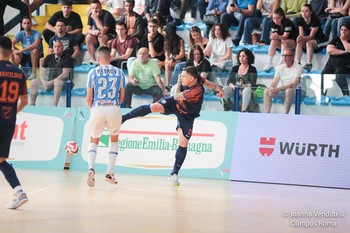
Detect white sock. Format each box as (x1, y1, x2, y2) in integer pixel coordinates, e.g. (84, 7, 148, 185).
(88, 143, 98, 170)
(107, 142, 119, 175)
(13, 185, 23, 193)
(268, 56, 273, 64)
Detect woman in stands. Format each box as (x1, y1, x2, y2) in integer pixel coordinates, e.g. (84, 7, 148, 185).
(263, 7, 298, 71)
(223, 48, 257, 112)
(323, 0, 349, 40)
(295, 4, 328, 72)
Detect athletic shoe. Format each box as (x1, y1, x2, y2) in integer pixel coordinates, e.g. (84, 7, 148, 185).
(303, 63, 312, 72)
(6, 190, 28, 209)
(87, 168, 95, 187)
(169, 174, 180, 186)
(27, 73, 36, 80)
(263, 62, 273, 72)
(105, 173, 118, 184)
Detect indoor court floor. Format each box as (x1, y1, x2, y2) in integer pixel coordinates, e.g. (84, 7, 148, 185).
(0, 169, 349, 233)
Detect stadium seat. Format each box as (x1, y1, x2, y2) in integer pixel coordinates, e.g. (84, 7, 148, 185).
(330, 96, 350, 106)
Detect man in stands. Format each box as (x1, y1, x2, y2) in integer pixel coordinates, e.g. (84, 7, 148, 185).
(118, 0, 144, 41)
(30, 40, 74, 106)
(263, 48, 306, 114)
(85, 0, 116, 65)
(43, 0, 84, 46)
(11, 16, 43, 80)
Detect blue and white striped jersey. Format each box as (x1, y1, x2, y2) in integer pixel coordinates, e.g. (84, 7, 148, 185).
(87, 65, 125, 106)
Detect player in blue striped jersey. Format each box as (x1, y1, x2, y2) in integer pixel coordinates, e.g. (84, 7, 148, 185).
(86, 46, 125, 187)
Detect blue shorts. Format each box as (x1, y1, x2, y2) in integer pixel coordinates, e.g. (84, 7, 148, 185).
(0, 119, 16, 158)
(158, 97, 195, 140)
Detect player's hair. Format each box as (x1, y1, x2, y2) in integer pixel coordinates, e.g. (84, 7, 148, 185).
(183, 66, 199, 80)
(0, 36, 12, 56)
(97, 45, 110, 58)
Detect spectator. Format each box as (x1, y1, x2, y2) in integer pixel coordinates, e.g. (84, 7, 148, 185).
(11, 16, 43, 80)
(110, 22, 137, 68)
(204, 22, 233, 74)
(118, 0, 144, 41)
(134, 0, 146, 16)
(104, 0, 125, 20)
(48, 19, 80, 61)
(324, 0, 349, 40)
(144, 0, 171, 24)
(295, 4, 328, 72)
(263, 48, 306, 114)
(161, 23, 185, 87)
(124, 47, 169, 108)
(203, 0, 228, 37)
(309, 0, 328, 26)
(281, 0, 308, 25)
(43, 0, 84, 46)
(22, 0, 43, 26)
(0, 0, 29, 36)
(85, 0, 116, 65)
(30, 40, 74, 106)
(223, 48, 257, 111)
(188, 25, 209, 54)
(198, 0, 210, 20)
(322, 22, 350, 96)
(263, 7, 297, 71)
(242, 0, 280, 45)
(221, 0, 256, 46)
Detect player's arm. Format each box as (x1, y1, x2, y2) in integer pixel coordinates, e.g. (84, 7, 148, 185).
(119, 87, 125, 105)
(86, 87, 93, 108)
(173, 77, 185, 100)
(17, 94, 28, 112)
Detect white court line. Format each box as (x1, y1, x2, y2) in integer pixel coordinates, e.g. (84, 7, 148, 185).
(28, 185, 55, 195)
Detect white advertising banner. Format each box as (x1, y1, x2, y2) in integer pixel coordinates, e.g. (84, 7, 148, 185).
(230, 113, 350, 189)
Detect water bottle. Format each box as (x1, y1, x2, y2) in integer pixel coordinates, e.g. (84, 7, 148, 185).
(233, 85, 240, 112)
(66, 78, 72, 108)
(295, 86, 301, 115)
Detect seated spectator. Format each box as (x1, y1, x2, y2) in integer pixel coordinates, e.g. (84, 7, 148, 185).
(203, 0, 228, 37)
(223, 48, 257, 111)
(264, 48, 306, 114)
(152, 12, 165, 34)
(324, 0, 349, 40)
(242, 0, 280, 45)
(11, 16, 43, 80)
(309, 0, 328, 26)
(322, 22, 350, 96)
(104, 0, 125, 20)
(118, 0, 144, 41)
(134, 0, 146, 16)
(221, 0, 256, 46)
(23, 0, 43, 26)
(30, 41, 74, 106)
(204, 22, 233, 74)
(281, 0, 308, 25)
(48, 19, 80, 61)
(295, 4, 328, 72)
(160, 23, 185, 87)
(85, 0, 116, 65)
(43, 0, 84, 46)
(144, 0, 171, 24)
(170, 45, 212, 88)
(110, 22, 137, 68)
(188, 25, 209, 54)
(263, 7, 297, 71)
(124, 47, 169, 108)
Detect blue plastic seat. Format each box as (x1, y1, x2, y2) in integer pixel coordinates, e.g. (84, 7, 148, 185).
(252, 45, 269, 54)
(257, 70, 275, 78)
(74, 64, 95, 73)
(330, 96, 350, 106)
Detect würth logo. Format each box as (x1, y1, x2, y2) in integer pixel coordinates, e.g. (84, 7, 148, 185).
(259, 137, 276, 156)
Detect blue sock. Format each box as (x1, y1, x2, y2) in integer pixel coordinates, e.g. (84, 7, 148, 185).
(0, 161, 21, 189)
(171, 146, 187, 175)
(122, 104, 151, 123)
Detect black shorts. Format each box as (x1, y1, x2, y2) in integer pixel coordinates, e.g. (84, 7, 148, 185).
(158, 97, 195, 140)
(0, 120, 16, 158)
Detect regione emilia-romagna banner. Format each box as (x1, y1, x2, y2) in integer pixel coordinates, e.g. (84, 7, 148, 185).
(69, 108, 237, 180)
(230, 113, 350, 189)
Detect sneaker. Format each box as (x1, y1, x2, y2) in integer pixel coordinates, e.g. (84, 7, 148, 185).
(27, 73, 36, 80)
(87, 168, 95, 187)
(169, 174, 180, 186)
(263, 62, 273, 72)
(105, 173, 118, 184)
(31, 17, 38, 26)
(232, 39, 240, 47)
(303, 63, 312, 72)
(6, 190, 28, 209)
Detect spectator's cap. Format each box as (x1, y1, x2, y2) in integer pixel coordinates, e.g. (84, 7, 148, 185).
(341, 22, 350, 30)
(61, 0, 73, 6)
(124, 0, 135, 2)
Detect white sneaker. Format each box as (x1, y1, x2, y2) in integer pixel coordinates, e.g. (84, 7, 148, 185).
(263, 62, 273, 72)
(87, 169, 95, 187)
(105, 173, 118, 184)
(31, 17, 38, 26)
(6, 190, 28, 209)
(169, 174, 180, 186)
(27, 73, 36, 80)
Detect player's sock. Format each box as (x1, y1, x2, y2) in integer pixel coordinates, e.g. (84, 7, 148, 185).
(88, 143, 98, 170)
(171, 146, 187, 175)
(107, 142, 118, 175)
(0, 161, 21, 189)
(122, 104, 151, 123)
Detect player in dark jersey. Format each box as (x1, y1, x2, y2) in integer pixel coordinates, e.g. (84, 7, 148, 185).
(122, 66, 224, 186)
(0, 36, 28, 209)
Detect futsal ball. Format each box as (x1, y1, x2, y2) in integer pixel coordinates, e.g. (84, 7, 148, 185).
(65, 141, 79, 156)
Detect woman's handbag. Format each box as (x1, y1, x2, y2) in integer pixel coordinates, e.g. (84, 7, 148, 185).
(203, 14, 219, 25)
